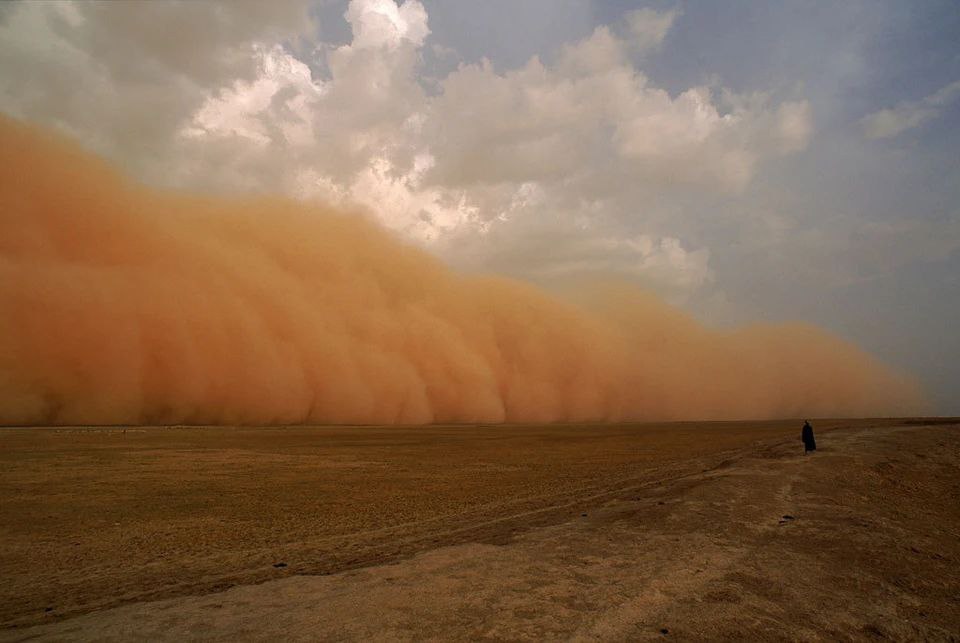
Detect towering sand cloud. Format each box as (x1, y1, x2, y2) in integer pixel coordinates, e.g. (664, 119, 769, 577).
(0, 117, 925, 425)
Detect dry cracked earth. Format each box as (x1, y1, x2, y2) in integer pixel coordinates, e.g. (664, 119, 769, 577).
(1, 419, 958, 641)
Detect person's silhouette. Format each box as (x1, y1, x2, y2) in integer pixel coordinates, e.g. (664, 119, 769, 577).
(801, 420, 816, 454)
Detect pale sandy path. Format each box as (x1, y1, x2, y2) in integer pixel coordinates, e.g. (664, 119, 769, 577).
(6, 423, 958, 641)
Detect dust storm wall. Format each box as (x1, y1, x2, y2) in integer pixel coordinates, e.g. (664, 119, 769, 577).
(0, 116, 926, 425)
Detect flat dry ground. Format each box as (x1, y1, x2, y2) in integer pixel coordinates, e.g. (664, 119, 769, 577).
(1, 419, 958, 640)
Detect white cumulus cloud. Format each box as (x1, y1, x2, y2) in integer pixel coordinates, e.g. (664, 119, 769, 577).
(0, 0, 813, 302)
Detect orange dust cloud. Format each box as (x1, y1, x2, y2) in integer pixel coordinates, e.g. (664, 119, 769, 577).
(0, 116, 926, 425)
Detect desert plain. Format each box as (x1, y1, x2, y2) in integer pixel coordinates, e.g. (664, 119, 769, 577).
(1, 418, 958, 641)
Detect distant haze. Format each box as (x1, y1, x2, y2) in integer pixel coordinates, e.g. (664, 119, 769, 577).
(0, 117, 925, 425)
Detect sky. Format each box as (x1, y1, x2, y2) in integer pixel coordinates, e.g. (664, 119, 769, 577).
(1, 0, 958, 413)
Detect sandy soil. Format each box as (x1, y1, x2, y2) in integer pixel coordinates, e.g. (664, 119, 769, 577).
(1, 420, 958, 640)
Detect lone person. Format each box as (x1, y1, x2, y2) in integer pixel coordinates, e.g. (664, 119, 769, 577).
(801, 420, 816, 454)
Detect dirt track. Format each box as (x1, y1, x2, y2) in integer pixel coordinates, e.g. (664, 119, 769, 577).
(2, 420, 958, 640)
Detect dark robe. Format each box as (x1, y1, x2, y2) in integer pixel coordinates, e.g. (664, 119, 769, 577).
(802, 422, 816, 452)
